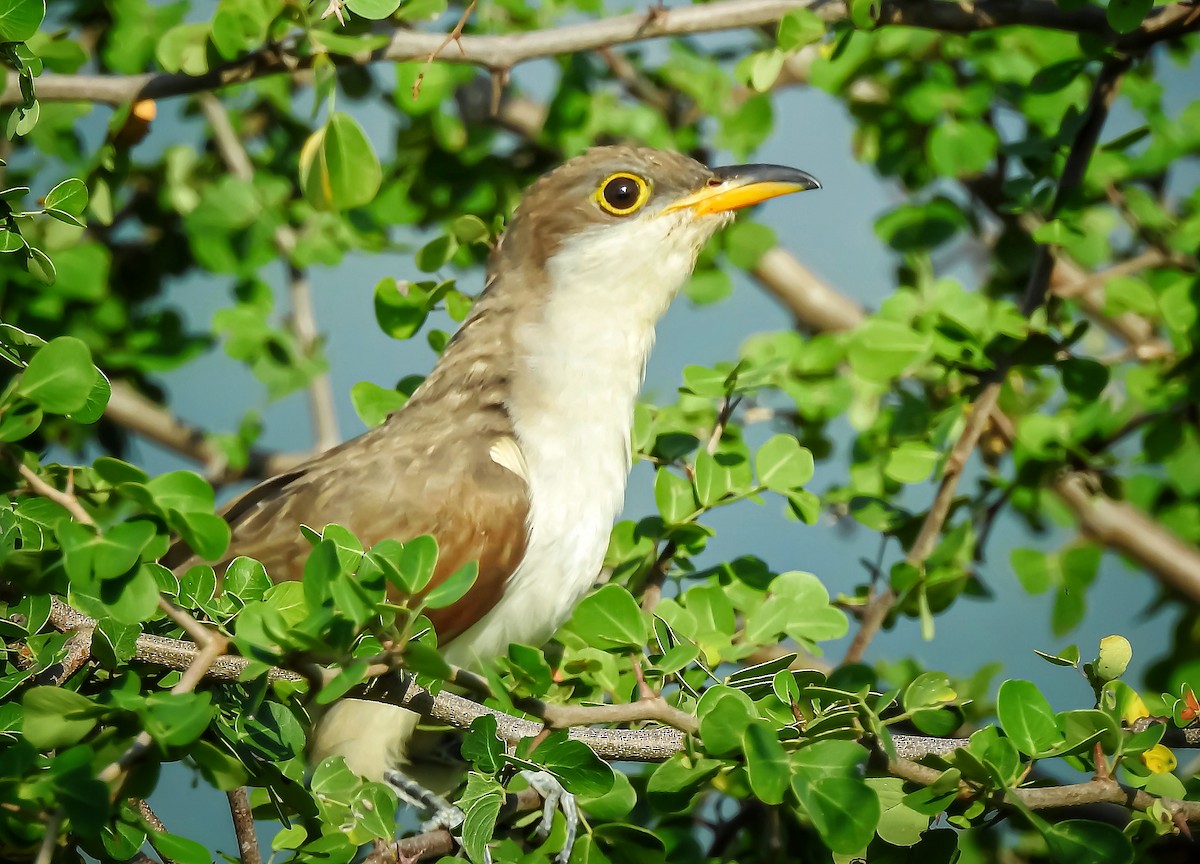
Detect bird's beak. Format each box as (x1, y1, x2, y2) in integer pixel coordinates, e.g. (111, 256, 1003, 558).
(664, 164, 821, 217)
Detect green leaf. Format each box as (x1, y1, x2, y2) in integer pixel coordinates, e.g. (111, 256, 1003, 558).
(451, 214, 490, 244)
(422, 561, 478, 609)
(150, 832, 212, 864)
(415, 233, 458, 272)
(1094, 634, 1132, 682)
(141, 691, 215, 746)
(143, 471, 215, 514)
(875, 198, 966, 252)
(0, 228, 25, 252)
(26, 245, 56, 284)
(351, 381, 406, 428)
(694, 449, 732, 506)
(69, 369, 111, 424)
(927, 119, 998, 177)
(374, 277, 430, 340)
(58, 520, 156, 582)
(1011, 549, 1052, 594)
(1043, 820, 1133, 864)
(22, 687, 99, 748)
(1060, 358, 1109, 400)
(346, 0, 403, 19)
(0, 0, 45, 42)
(755, 434, 814, 492)
(724, 220, 777, 269)
(680, 365, 729, 398)
(698, 685, 755, 756)
(578, 770, 637, 820)
(43, 177, 88, 215)
(17, 336, 95, 414)
(654, 468, 697, 523)
(777, 7, 825, 50)
(903, 671, 957, 712)
(848, 320, 932, 382)
(793, 776, 881, 854)
(884, 443, 939, 484)
(531, 734, 615, 797)
(0, 400, 42, 441)
(683, 269, 733, 305)
(155, 23, 210, 76)
(1105, 0, 1151, 33)
(742, 721, 789, 804)
(396, 534, 438, 594)
(568, 584, 649, 651)
(299, 113, 382, 211)
(996, 679, 1063, 756)
(459, 774, 504, 864)
(647, 753, 723, 811)
(462, 714, 504, 773)
(747, 571, 847, 644)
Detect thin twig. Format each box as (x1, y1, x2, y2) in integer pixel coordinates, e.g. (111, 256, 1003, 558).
(33, 809, 62, 864)
(286, 262, 340, 451)
(17, 463, 95, 525)
(227, 788, 262, 864)
(411, 0, 477, 100)
(104, 381, 310, 486)
(4, 0, 1197, 106)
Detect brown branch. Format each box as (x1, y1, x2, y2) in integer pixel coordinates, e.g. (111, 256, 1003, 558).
(34, 629, 93, 685)
(286, 262, 340, 452)
(365, 788, 544, 864)
(751, 247, 866, 333)
(4, 0, 1197, 106)
(33, 809, 62, 864)
(128, 799, 178, 864)
(1052, 473, 1200, 604)
(105, 381, 309, 484)
(227, 788, 262, 864)
(535, 695, 699, 736)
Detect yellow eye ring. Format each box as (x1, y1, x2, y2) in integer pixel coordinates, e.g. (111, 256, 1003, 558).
(595, 173, 650, 216)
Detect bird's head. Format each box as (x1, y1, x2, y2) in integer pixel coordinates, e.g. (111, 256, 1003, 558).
(494, 146, 819, 318)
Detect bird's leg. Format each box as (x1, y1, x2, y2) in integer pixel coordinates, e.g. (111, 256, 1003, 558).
(382, 769, 464, 833)
(517, 770, 578, 864)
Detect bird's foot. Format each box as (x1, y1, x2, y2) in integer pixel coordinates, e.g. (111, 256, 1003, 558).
(519, 770, 578, 864)
(382, 769, 465, 833)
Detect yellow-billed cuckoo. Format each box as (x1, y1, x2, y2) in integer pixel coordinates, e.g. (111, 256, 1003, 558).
(170, 146, 818, 856)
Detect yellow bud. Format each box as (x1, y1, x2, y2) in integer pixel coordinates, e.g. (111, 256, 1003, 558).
(1140, 744, 1177, 775)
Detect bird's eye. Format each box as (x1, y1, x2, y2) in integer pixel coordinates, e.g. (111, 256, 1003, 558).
(596, 173, 650, 216)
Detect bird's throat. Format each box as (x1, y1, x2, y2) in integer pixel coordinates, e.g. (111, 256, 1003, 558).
(440, 223, 701, 667)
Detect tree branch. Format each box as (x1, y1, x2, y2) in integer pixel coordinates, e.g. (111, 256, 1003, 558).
(4, 0, 1197, 106)
(226, 788, 262, 864)
(105, 380, 309, 484)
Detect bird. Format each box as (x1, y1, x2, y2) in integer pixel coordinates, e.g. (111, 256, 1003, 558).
(168, 145, 819, 859)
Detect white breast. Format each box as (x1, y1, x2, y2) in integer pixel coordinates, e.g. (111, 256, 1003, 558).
(442, 213, 711, 669)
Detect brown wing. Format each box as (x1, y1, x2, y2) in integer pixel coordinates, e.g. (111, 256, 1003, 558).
(165, 399, 531, 645)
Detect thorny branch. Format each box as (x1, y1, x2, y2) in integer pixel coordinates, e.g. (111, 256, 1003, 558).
(2, 0, 1198, 106)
